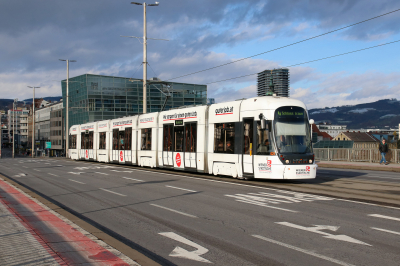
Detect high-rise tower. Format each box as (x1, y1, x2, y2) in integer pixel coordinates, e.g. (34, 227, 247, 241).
(257, 68, 289, 97)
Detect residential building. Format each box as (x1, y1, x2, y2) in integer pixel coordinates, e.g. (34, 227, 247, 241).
(317, 124, 347, 138)
(312, 124, 333, 143)
(61, 74, 207, 127)
(49, 102, 64, 157)
(257, 68, 289, 97)
(8, 108, 29, 148)
(332, 131, 397, 149)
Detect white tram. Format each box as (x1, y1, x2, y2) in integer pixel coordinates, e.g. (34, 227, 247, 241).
(68, 96, 317, 179)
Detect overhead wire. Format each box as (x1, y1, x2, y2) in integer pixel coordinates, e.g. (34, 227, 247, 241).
(166, 8, 400, 82)
(205, 39, 400, 85)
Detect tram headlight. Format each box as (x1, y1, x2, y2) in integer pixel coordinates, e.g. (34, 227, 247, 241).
(285, 160, 289, 164)
(309, 159, 313, 164)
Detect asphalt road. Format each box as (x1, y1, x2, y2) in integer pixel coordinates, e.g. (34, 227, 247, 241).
(1, 157, 400, 266)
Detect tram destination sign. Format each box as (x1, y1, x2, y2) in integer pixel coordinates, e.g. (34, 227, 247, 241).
(277, 110, 304, 116)
(175, 120, 184, 126)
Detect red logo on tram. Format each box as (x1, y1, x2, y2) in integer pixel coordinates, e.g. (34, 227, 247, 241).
(120, 151, 124, 161)
(267, 160, 272, 168)
(176, 153, 181, 167)
(85, 150, 88, 159)
(306, 166, 310, 171)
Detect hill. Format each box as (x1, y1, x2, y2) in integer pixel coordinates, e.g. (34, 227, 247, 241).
(309, 99, 400, 129)
(0, 96, 62, 111)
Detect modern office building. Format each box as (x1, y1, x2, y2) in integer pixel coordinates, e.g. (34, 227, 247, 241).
(61, 74, 207, 127)
(257, 68, 290, 97)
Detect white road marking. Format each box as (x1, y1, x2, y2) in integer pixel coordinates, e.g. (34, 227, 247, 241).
(110, 169, 133, 173)
(276, 222, 371, 246)
(13, 173, 26, 178)
(233, 199, 297, 213)
(48, 173, 59, 177)
(68, 172, 85, 175)
(99, 188, 126, 197)
(159, 232, 211, 263)
(33, 169, 41, 172)
(122, 177, 143, 182)
(69, 179, 86, 184)
(165, 185, 197, 193)
(22, 166, 28, 168)
(368, 214, 400, 222)
(150, 204, 197, 218)
(371, 227, 400, 236)
(253, 235, 355, 266)
(94, 172, 109, 175)
(338, 199, 400, 211)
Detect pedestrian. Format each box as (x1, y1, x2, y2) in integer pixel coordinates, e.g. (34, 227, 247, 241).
(379, 139, 389, 165)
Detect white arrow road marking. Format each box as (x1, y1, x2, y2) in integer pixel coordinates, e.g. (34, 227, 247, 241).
(368, 214, 400, 222)
(68, 172, 85, 175)
(253, 235, 355, 266)
(276, 222, 371, 246)
(13, 173, 26, 177)
(159, 232, 212, 263)
(371, 227, 400, 236)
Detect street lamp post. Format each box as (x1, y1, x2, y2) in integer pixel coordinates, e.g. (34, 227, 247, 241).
(28, 86, 40, 158)
(59, 59, 76, 158)
(131, 2, 159, 114)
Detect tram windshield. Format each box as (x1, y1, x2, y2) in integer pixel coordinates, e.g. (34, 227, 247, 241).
(274, 106, 312, 154)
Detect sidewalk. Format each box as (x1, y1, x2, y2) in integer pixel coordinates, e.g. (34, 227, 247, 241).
(317, 160, 400, 172)
(0, 177, 140, 266)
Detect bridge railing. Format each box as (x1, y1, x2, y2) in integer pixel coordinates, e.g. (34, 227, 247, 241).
(314, 148, 400, 164)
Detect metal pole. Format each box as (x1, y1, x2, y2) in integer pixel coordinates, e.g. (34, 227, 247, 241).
(143, 3, 147, 114)
(32, 88, 35, 157)
(66, 60, 69, 158)
(12, 101, 15, 158)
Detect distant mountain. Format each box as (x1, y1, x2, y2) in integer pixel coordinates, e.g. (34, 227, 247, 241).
(22, 96, 62, 104)
(308, 99, 400, 129)
(0, 96, 62, 111)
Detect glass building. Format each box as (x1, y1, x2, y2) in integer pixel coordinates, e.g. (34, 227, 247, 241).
(61, 74, 207, 127)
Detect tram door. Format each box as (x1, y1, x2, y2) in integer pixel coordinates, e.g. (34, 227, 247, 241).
(173, 125, 185, 169)
(243, 118, 254, 174)
(112, 129, 119, 162)
(163, 124, 174, 166)
(184, 123, 197, 168)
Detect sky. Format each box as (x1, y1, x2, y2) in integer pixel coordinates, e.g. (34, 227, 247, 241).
(1, 0, 400, 109)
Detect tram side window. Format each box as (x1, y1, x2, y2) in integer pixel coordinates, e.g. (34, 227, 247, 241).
(163, 124, 173, 151)
(214, 123, 235, 154)
(88, 131, 93, 149)
(113, 129, 118, 150)
(125, 128, 132, 150)
(141, 128, 152, 150)
(185, 123, 197, 152)
(256, 121, 274, 155)
(69, 135, 77, 149)
(118, 130, 125, 150)
(174, 126, 184, 152)
(99, 132, 106, 149)
(243, 119, 253, 155)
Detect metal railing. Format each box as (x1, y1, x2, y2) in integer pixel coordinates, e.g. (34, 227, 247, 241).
(314, 148, 400, 164)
